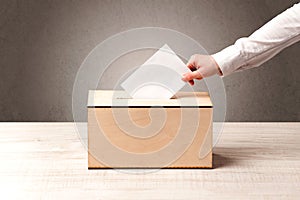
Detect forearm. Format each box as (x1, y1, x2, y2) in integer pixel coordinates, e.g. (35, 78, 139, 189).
(212, 3, 300, 76)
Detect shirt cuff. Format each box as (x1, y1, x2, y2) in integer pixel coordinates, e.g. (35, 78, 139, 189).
(211, 45, 245, 76)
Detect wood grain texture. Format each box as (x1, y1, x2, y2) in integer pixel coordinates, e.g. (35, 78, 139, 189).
(0, 123, 299, 199)
(88, 90, 212, 168)
(88, 107, 212, 168)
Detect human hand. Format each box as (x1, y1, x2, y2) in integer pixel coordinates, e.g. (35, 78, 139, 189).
(182, 54, 222, 85)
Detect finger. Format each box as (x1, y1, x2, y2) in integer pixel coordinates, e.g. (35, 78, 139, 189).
(182, 71, 202, 81)
(186, 55, 197, 71)
(187, 63, 197, 71)
(186, 55, 195, 66)
(183, 74, 195, 85)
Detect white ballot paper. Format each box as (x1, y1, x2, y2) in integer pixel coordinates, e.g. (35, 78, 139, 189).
(121, 44, 191, 99)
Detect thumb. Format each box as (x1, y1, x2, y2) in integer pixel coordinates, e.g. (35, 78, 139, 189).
(182, 71, 202, 82)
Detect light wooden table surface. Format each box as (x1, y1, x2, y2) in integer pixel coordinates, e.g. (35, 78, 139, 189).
(0, 123, 299, 199)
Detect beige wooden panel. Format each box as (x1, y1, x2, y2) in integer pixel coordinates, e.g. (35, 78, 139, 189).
(88, 107, 212, 168)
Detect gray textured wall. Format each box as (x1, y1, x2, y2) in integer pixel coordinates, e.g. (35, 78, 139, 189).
(0, 0, 299, 122)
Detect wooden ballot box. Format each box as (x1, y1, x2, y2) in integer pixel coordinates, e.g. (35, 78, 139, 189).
(88, 90, 213, 169)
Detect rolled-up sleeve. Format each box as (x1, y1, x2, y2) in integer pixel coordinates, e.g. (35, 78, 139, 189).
(212, 3, 300, 76)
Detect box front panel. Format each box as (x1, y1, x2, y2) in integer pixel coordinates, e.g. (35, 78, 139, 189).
(88, 107, 212, 168)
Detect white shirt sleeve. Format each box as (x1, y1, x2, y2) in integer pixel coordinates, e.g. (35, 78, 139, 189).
(212, 3, 300, 76)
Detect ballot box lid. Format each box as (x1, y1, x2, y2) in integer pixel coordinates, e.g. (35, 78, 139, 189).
(87, 90, 213, 108)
